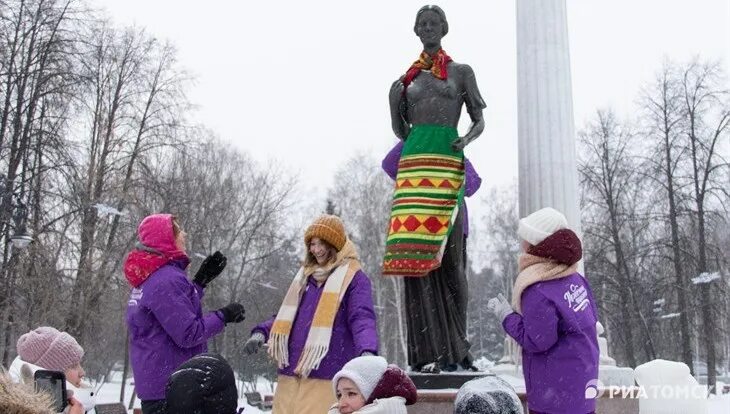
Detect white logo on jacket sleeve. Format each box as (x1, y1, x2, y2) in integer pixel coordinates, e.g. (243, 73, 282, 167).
(128, 288, 143, 306)
(564, 284, 590, 312)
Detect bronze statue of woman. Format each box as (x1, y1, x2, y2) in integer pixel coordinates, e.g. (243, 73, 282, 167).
(383, 5, 485, 373)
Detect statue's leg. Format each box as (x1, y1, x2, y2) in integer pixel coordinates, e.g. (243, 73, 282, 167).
(404, 208, 471, 372)
(404, 268, 438, 371)
(440, 208, 473, 370)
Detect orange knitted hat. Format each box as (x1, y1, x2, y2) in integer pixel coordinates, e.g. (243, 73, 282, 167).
(304, 215, 347, 251)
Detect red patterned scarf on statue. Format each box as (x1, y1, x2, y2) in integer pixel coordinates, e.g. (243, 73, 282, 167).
(402, 49, 453, 89)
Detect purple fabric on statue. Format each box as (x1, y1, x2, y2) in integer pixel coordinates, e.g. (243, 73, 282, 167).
(252, 270, 378, 380)
(126, 260, 225, 401)
(381, 141, 482, 237)
(503, 272, 599, 414)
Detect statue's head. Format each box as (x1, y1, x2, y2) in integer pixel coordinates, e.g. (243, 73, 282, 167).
(414, 5, 448, 46)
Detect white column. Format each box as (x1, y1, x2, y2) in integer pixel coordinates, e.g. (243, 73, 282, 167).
(516, 0, 581, 233)
(513, 3, 638, 386)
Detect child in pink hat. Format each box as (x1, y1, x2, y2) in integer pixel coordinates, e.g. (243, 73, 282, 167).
(9, 326, 94, 411)
(14, 326, 85, 387)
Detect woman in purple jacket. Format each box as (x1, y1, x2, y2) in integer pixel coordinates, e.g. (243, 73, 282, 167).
(124, 214, 246, 414)
(489, 207, 599, 414)
(243, 215, 378, 414)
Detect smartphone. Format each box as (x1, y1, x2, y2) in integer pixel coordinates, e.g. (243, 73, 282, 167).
(34, 370, 67, 412)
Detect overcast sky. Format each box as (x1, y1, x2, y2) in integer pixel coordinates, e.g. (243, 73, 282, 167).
(93, 0, 729, 201)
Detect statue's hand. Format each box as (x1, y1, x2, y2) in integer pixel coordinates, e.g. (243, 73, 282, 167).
(389, 80, 405, 105)
(452, 136, 468, 152)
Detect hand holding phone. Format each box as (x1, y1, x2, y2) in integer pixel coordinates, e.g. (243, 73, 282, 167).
(67, 396, 85, 414)
(34, 370, 67, 412)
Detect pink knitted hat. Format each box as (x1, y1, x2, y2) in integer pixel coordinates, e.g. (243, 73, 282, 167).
(16, 326, 84, 372)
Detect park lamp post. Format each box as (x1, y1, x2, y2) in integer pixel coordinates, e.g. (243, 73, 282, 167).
(10, 223, 33, 250)
(1, 176, 33, 250)
(8, 201, 33, 250)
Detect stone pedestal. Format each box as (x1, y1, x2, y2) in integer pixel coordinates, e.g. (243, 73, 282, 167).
(408, 371, 491, 390)
(594, 391, 640, 414)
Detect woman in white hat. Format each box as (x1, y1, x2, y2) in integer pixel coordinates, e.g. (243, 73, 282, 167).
(329, 356, 417, 414)
(488, 207, 599, 414)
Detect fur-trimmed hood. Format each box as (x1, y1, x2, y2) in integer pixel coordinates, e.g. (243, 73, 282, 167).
(0, 372, 55, 414)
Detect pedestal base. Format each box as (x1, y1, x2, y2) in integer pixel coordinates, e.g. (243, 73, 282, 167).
(408, 371, 492, 390)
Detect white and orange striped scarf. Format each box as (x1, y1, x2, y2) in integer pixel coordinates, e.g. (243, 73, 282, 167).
(268, 240, 361, 377)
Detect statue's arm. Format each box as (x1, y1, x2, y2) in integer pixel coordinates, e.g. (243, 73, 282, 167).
(389, 79, 411, 140)
(452, 64, 486, 151)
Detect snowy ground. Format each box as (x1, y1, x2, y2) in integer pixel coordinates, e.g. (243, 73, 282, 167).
(708, 394, 730, 414)
(708, 394, 730, 413)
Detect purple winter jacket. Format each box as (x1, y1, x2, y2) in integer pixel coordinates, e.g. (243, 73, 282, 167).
(253, 270, 378, 380)
(126, 259, 225, 401)
(381, 141, 482, 237)
(503, 272, 599, 414)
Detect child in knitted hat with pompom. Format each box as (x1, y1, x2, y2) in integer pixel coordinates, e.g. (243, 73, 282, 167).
(488, 207, 599, 414)
(329, 355, 417, 414)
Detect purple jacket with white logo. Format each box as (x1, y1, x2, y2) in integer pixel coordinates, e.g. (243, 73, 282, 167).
(503, 272, 599, 414)
(126, 260, 225, 401)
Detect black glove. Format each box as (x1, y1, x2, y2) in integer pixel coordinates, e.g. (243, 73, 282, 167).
(194, 251, 227, 288)
(219, 302, 245, 324)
